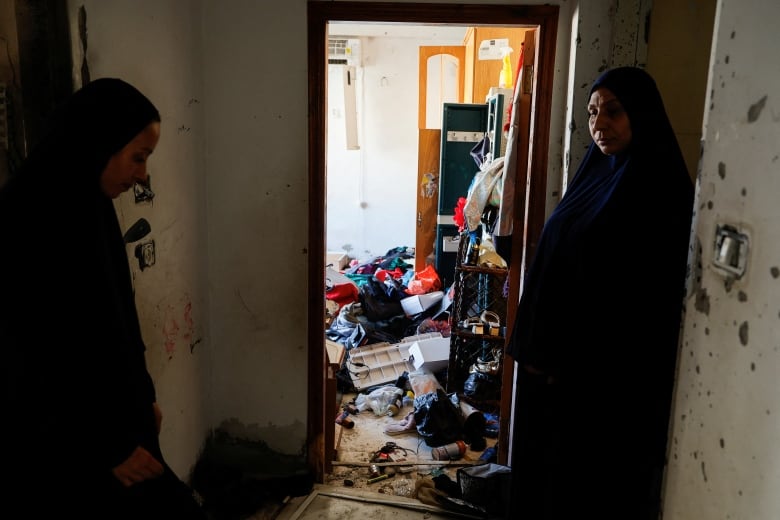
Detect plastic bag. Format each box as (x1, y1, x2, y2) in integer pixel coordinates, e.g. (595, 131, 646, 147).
(355, 386, 404, 416)
(463, 371, 500, 401)
(405, 264, 442, 295)
(413, 389, 464, 447)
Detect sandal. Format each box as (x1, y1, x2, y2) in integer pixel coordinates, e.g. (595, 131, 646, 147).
(458, 316, 484, 335)
(480, 310, 501, 336)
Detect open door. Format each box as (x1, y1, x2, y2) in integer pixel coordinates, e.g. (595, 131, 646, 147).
(415, 46, 465, 272)
(308, 1, 560, 484)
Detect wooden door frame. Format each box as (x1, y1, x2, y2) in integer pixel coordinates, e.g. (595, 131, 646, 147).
(307, 1, 559, 483)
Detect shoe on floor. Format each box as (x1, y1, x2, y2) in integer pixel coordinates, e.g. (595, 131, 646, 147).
(384, 410, 416, 435)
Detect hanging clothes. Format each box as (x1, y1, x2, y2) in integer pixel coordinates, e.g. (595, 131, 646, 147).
(495, 42, 525, 239)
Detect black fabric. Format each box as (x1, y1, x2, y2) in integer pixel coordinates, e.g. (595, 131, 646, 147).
(359, 277, 404, 321)
(0, 78, 204, 517)
(506, 67, 694, 519)
(414, 389, 464, 447)
(462, 370, 500, 402)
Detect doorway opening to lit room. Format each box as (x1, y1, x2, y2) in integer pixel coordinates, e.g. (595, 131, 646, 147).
(307, 1, 559, 487)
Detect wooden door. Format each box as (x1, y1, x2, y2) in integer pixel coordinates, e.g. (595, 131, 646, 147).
(415, 46, 465, 272)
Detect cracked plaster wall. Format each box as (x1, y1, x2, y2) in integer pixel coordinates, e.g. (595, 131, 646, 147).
(663, 1, 780, 518)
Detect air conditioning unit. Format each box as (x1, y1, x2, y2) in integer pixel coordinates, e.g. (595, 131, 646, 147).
(328, 38, 361, 66)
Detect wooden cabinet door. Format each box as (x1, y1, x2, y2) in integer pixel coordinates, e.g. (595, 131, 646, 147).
(416, 46, 464, 272)
(463, 27, 528, 104)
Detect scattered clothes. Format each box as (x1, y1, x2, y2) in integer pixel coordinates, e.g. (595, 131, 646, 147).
(383, 410, 416, 436)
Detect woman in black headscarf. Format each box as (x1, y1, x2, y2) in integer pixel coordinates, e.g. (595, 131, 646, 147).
(0, 78, 206, 518)
(506, 67, 694, 519)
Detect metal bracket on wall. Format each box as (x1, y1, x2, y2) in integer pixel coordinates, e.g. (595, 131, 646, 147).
(712, 224, 748, 279)
(135, 240, 156, 270)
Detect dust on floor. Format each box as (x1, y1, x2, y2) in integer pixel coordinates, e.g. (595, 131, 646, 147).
(249, 391, 499, 520)
(324, 392, 495, 501)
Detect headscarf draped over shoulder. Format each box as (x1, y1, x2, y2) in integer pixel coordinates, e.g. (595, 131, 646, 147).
(507, 66, 694, 375)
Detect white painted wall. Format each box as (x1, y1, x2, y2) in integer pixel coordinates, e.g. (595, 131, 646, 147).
(198, 0, 311, 456)
(63, 0, 209, 479)
(663, 1, 780, 517)
(326, 24, 466, 260)
(325, 27, 466, 261)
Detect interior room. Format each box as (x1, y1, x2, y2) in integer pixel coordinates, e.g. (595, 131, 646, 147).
(321, 18, 537, 498)
(4, 1, 780, 519)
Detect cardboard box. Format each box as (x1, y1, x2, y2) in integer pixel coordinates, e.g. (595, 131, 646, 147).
(326, 251, 349, 270)
(408, 336, 451, 373)
(400, 290, 444, 316)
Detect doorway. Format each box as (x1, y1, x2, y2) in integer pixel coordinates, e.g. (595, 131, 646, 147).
(307, 1, 559, 483)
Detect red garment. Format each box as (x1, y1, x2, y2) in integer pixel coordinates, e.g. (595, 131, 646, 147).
(325, 282, 359, 310)
(375, 268, 405, 281)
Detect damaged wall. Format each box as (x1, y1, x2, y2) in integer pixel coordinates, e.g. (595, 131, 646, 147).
(663, 1, 780, 518)
(62, 0, 211, 480)
(27, 2, 777, 516)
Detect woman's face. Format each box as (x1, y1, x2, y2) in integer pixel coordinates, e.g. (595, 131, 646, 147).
(588, 87, 632, 155)
(100, 121, 160, 199)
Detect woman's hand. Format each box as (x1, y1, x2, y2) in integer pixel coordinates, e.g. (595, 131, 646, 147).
(111, 446, 164, 487)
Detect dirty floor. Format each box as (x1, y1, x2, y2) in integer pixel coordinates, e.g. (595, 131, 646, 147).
(247, 391, 497, 520)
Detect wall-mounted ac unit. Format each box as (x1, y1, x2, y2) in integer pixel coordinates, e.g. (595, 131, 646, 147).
(328, 38, 361, 66)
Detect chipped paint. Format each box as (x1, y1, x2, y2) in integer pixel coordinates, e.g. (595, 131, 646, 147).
(738, 321, 748, 345)
(747, 95, 767, 122)
(694, 287, 710, 315)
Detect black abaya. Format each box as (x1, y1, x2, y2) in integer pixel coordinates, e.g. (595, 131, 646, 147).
(506, 67, 694, 519)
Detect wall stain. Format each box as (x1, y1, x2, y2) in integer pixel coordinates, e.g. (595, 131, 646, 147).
(695, 287, 710, 315)
(718, 162, 726, 179)
(216, 417, 307, 456)
(747, 95, 767, 122)
(701, 461, 708, 482)
(772, 266, 780, 278)
(738, 321, 749, 346)
(737, 291, 747, 302)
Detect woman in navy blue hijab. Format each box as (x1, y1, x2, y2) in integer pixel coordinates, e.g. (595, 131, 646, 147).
(506, 67, 694, 519)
